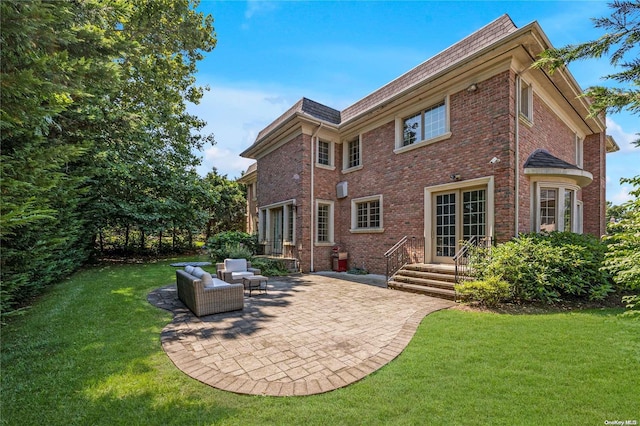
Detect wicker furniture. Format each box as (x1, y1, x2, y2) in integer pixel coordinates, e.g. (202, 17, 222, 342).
(242, 275, 268, 296)
(216, 259, 261, 284)
(176, 269, 243, 317)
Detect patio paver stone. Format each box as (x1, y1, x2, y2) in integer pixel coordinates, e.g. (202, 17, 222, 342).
(148, 274, 454, 396)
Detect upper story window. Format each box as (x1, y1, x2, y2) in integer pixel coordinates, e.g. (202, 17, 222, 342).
(343, 136, 362, 172)
(395, 96, 451, 153)
(350, 195, 384, 233)
(316, 139, 335, 169)
(403, 101, 446, 146)
(575, 134, 584, 169)
(318, 140, 330, 165)
(519, 80, 533, 122)
(348, 138, 360, 168)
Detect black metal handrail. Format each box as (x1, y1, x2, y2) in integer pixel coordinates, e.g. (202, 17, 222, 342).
(385, 236, 424, 284)
(453, 236, 493, 283)
(256, 240, 298, 259)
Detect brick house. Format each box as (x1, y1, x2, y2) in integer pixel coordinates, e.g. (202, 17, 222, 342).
(239, 14, 619, 277)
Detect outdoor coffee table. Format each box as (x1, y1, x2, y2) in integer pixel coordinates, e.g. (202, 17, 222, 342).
(242, 275, 268, 296)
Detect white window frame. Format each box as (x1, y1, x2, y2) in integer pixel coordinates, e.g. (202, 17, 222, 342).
(315, 199, 334, 245)
(519, 79, 533, 124)
(533, 182, 580, 233)
(350, 194, 384, 233)
(343, 135, 363, 173)
(394, 95, 451, 154)
(575, 134, 584, 169)
(316, 139, 335, 170)
(258, 199, 296, 245)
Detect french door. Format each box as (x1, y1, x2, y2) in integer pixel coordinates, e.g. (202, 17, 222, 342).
(432, 188, 486, 263)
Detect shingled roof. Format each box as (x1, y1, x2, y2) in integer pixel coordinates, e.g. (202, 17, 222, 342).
(340, 14, 518, 123)
(254, 97, 340, 142)
(524, 149, 580, 170)
(247, 14, 519, 154)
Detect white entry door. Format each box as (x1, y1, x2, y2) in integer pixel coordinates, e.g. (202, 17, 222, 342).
(432, 188, 486, 263)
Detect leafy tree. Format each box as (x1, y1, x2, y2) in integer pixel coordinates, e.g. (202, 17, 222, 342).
(533, 0, 639, 128)
(201, 170, 247, 240)
(534, 0, 639, 314)
(1, 0, 217, 315)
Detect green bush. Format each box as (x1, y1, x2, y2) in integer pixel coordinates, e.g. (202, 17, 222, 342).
(455, 276, 512, 307)
(249, 258, 290, 276)
(207, 231, 256, 261)
(471, 232, 612, 304)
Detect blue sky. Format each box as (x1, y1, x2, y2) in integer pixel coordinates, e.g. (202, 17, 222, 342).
(190, 0, 639, 205)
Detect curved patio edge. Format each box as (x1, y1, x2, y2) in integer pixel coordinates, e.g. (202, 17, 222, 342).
(148, 275, 454, 396)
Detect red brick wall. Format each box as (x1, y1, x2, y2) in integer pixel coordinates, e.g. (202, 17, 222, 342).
(583, 132, 606, 236)
(323, 71, 514, 274)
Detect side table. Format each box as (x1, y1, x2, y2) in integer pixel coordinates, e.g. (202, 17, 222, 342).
(242, 275, 268, 296)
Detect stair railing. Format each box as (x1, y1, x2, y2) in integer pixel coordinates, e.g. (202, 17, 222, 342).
(453, 236, 493, 283)
(385, 236, 424, 285)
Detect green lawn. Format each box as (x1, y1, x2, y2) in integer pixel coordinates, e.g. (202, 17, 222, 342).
(2, 258, 638, 425)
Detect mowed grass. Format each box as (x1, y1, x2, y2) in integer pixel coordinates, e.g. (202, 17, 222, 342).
(2, 257, 638, 425)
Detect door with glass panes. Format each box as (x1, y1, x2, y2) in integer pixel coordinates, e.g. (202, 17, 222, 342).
(432, 188, 486, 263)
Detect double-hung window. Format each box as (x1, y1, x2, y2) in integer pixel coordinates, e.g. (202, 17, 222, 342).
(316, 200, 334, 244)
(519, 80, 533, 122)
(351, 195, 384, 233)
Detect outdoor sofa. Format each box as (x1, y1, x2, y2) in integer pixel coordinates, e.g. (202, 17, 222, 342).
(176, 266, 243, 316)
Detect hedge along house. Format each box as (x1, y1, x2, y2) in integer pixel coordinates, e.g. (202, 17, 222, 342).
(239, 14, 619, 292)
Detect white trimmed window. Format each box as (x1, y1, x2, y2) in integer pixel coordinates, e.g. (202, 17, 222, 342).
(534, 183, 580, 233)
(316, 140, 334, 168)
(575, 134, 584, 169)
(343, 136, 361, 171)
(395, 97, 450, 152)
(402, 101, 446, 146)
(316, 200, 334, 244)
(351, 195, 384, 233)
(519, 80, 533, 122)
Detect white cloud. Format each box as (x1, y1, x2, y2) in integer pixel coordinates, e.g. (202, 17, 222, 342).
(606, 117, 638, 152)
(608, 184, 632, 205)
(242, 1, 278, 29)
(189, 83, 298, 179)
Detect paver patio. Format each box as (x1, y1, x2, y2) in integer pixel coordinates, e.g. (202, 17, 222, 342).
(148, 274, 454, 396)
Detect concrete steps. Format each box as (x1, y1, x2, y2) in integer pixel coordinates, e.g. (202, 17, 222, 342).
(388, 263, 458, 301)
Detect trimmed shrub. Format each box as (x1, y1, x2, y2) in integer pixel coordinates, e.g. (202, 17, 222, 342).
(207, 231, 256, 261)
(471, 232, 613, 304)
(250, 258, 289, 276)
(455, 277, 512, 307)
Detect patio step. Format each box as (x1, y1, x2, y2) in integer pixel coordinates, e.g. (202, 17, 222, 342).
(388, 263, 458, 301)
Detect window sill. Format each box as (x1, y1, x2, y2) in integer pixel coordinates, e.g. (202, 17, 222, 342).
(315, 163, 336, 171)
(350, 228, 385, 234)
(519, 114, 533, 127)
(315, 241, 335, 247)
(342, 164, 363, 174)
(394, 132, 452, 154)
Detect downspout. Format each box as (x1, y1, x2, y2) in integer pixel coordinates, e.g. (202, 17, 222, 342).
(310, 122, 324, 272)
(514, 75, 521, 237)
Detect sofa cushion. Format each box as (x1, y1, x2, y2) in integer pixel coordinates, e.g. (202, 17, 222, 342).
(185, 265, 195, 274)
(191, 267, 205, 278)
(231, 271, 254, 280)
(200, 272, 214, 286)
(224, 258, 247, 273)
(205, 278, 230, 289)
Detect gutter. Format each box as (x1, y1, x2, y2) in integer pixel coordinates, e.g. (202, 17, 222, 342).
(310, 122, 324, 272)
(515, 75, 521, 236)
